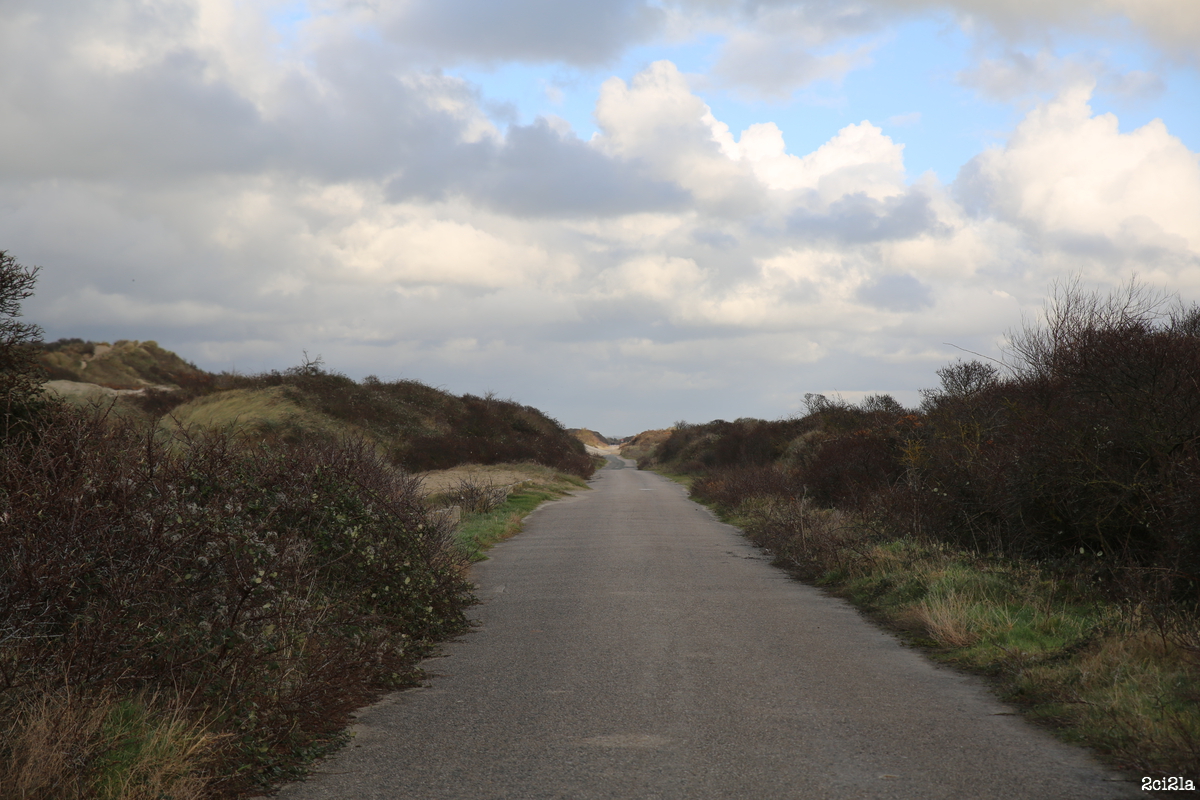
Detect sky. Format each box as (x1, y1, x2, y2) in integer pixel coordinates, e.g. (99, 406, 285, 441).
(1, 1, 1198, 436)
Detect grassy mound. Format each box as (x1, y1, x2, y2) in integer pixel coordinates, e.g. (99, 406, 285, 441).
(37, 344, 594, 479)
(187, 368, 594, 478)
(35, 339, 206, 389)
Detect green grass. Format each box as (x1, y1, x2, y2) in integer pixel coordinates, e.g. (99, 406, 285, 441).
(689, 491, 1200, 774)
(803, 536, 1200, 775)
(453, 472, 587, 561)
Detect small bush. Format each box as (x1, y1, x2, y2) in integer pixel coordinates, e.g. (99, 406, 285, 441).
(444, 476, 512, 514)
(0, 251, 45, 430)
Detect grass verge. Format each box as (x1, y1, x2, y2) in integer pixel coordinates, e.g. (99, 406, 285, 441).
(452, 468, 588, 561)
(650, 467, 1199, 776)
(724, 497, 1200, 778)
(839, 541, 1198, 776)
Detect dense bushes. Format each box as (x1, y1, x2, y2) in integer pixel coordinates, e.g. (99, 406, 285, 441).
(903, 282, 1200, 603)
(655, 280, 1200, 606)
(0, 252, 44, 430)
(392, 392, 593, 476)
(0, 252, 581, 796)
(0, 404, 473, 796)
(132, 360, 594, 479)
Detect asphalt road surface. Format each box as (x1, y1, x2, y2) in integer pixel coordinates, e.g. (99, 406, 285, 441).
(278, 457, 1145, 799)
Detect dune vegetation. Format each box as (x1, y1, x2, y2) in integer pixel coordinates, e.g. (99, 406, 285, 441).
(638, 279, 1200, 776)
(1, 255, 594, 798)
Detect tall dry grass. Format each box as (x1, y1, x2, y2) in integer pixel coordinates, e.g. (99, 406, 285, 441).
(1, 690, 217, 800)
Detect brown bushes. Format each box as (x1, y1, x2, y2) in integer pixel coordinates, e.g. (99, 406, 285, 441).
(393, 393, 593, 476)
(0, 404, 473, 796)
(674, 280, 1200, 608)
(212, 364, 594, 478)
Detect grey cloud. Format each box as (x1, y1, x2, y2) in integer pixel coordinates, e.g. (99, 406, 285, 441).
(856, 274, 933, 312)
(0, 4, 688, 215)
(0, 43, 269, 181)
(387, 118, 691, 218)
(952, 156, 997, 218)
(380, 0, 664, 65)
(704, 2, 882, 96)
(0, 2, 540, 187)
(0, 9, 425, 183)
(787, 191, 944, 243)
(1100, 69, 1166, 106)
(713, 40, 874, 97)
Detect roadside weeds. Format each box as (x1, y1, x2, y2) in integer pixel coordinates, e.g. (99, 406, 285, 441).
(424, 464, 589, 562)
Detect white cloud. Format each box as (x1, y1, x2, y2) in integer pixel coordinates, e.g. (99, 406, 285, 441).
(1, 2, 1198, 432)
(594, 61, 761, 211)
(726, 120, 907, 200)
(956, 84, 1200, 258)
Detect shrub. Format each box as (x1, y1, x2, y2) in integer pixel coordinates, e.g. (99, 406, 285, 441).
(901, 280, 1200, 602)
(0, 404, 473, 795)
(0, 251, 45, 430)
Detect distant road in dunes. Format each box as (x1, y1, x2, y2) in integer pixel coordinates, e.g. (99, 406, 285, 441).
(279, 458, 1144, 800)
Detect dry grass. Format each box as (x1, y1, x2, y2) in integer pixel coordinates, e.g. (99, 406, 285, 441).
(416, 463, 547, 496)
(905, 591, 982, 648)
(1, 690, 218, 800)
(620, 428, 673, 464)
(158, 386, 363, 445)
(36, 340, 203, 390)
(568, 428, 610, 448)
(451, 468, 588, 561)
(740, 507, 1200, 774)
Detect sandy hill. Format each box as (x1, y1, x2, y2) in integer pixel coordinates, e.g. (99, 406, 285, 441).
(568, 428, 611, 447)
(36, 339, 206, 390)
(620, 428, 673, 462)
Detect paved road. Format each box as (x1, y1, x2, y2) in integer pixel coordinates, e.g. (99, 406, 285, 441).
(279, 458, 1145, 799)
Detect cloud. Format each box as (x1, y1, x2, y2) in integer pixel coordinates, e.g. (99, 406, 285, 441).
(1, 2, 1197, 434)
(957, 50, 1097, 102)
(0, 0, 504, 185)
(887, 112, 922, 127)
(387, 118, 691, 218)
(594, 61, 762, 212)
(956, 48, 1168, 106)
(789, 191, 946, 244)
(856, 274, 934, 311)
(1099, 69, 1166, 105)
(955, 84, 1200, 260)
(876, 0, 1200, 57)
(376, 0, 665, 65)
(671, 0, 1200, 68)
(711, 32, 875, 98)
(722, 119, 907, 201)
